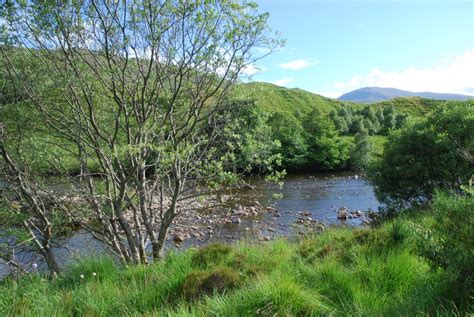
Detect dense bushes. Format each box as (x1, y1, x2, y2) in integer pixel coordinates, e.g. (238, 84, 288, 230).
(369, 101, 474, 205)
(227, 102, 352, 171)
(329, 104, 408, 135)
(301, 109, 350, 170)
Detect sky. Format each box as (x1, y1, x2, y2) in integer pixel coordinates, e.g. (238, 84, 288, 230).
(244, 0, 474, 98)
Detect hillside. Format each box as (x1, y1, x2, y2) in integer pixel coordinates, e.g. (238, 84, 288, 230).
(237, 82, 439, 118)
(235, 82, 355, 116)
(338, 87, 473, 103)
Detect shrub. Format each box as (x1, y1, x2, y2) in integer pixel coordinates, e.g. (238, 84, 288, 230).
(417, 192, 474, 307)
(369, 101, 474, 206)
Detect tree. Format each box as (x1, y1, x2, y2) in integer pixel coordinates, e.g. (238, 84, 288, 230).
(0, 124, 63, 275)
(217, 99, 281, 174)
(350, 115, 366, 134)
(303, 109, 350, 170)
(1, 0, 280, 266)
(382, 105, 396, 134)
(369, 101, 474, 206)
(349, 131, 372, 171)
(269, 112, 307, 168)
(330, 110, 349, 135)
(395, 113, 408, 129)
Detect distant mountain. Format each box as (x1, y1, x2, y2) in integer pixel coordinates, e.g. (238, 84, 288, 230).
(338, 87, 473, 103)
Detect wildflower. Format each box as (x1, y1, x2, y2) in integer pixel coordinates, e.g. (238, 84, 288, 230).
(31, 263, 38, 270)
(92, 272, 97, 277)
(80, 274, 85, 279)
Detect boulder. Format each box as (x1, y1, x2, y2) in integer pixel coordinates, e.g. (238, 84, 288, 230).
(173, 234, 185, 242)
(337, 207, 348, 220)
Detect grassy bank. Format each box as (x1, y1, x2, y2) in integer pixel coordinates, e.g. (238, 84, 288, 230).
(1, 196, 472, 316)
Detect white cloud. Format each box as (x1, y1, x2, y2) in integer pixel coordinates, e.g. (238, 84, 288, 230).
(273, 78, 295, 86)
(279, 58, 319, 70)
(241, 63, 263, 77)
(313, 91, 341, 98)
(333, 50, 474, 96)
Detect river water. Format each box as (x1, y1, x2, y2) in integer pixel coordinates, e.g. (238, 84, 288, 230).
(0, 172, 381, 277)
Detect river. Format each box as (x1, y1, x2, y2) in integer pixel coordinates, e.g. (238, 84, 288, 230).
(0, 172, 381, 278)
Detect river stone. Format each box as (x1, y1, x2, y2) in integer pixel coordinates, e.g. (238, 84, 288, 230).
(173, 234, 185, 242)
(231, 216, 241, 224)
(337, 207, 348, 220)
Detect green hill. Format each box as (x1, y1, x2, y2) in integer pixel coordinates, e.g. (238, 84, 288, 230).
(373, 96, 444, 117)
(234, 82, 354, 116)
(235, 82, 443, 119)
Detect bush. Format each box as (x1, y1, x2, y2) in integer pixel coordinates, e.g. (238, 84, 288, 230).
(369, 101, 474, 205)
(417, 192, 474, 307)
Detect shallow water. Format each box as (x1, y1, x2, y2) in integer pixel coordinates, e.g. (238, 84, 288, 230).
(0, 172, 380, 277)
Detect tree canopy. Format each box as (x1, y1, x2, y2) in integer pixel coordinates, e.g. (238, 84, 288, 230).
(369, 101, 474, 206)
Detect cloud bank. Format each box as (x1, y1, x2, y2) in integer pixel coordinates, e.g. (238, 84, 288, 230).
(333, 50, 474, 96)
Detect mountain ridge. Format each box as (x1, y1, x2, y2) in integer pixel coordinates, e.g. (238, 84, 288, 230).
(338, 87, 473, 103)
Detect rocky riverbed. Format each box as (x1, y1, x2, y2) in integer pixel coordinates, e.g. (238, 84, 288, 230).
(0, 172, 381, 277)
(165, 172, 379, 249)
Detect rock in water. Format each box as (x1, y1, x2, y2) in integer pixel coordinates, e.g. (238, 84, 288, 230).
(173, 234, 185, 242)
(231, 216, 242, 224)
(337, 207, 348, 220)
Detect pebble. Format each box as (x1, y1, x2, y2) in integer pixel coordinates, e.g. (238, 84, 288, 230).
(231, 216, 242, 224)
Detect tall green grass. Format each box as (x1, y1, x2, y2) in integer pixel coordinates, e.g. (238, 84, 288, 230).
(0, 209, 471, 316)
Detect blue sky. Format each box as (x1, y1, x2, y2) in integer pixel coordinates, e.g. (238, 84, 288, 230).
(245, 0, 474, 97)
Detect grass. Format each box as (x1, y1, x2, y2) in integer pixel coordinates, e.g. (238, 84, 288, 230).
(369, 135, 388, 156)
(1, 209, 471, 316)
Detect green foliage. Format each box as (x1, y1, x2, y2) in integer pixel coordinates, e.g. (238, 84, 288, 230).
(417, 192, 474, 307)
(331, 104, 409, 136)
(302, 109, 351, 170)
(268, 112, 308, 167)
(369, 101, 474, 205)
(2, 49, 435, 176)
(350, 131, 373, 171)
(215, 99, 283, 175)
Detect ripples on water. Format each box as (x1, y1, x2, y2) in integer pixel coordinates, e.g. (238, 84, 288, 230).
(0, 172, 380, 277)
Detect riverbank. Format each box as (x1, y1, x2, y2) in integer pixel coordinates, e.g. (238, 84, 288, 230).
(1, 194, 472, 316)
